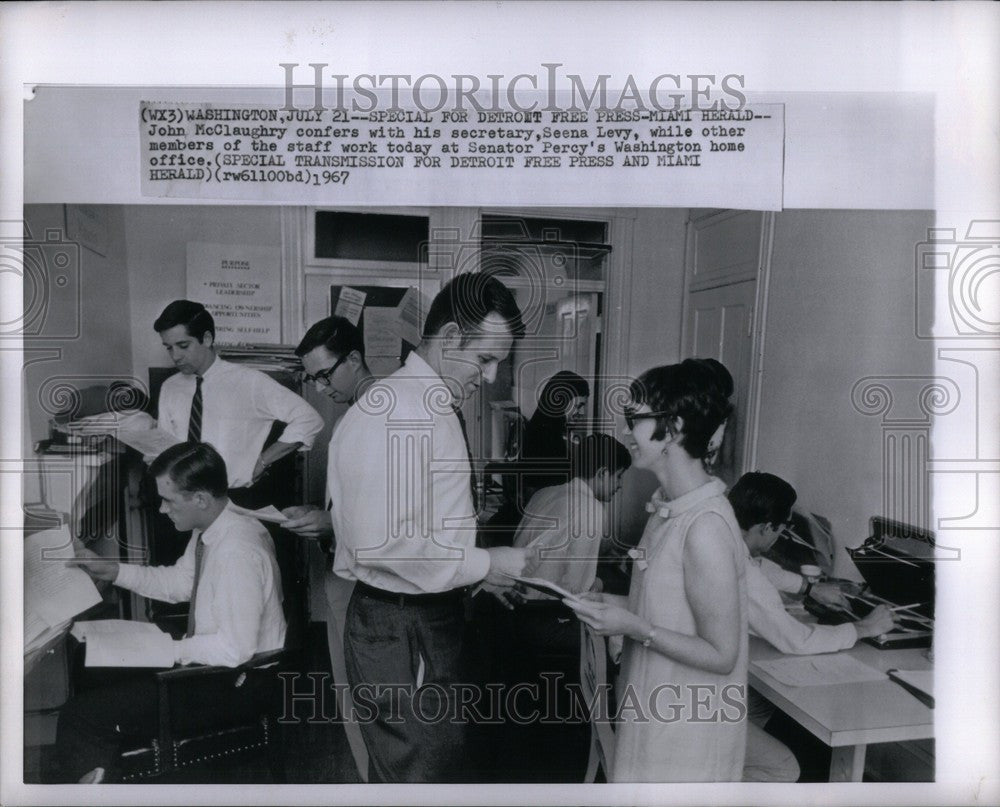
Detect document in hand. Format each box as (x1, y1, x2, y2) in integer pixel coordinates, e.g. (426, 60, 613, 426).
(74, 620, 176, 668)
(114, 428, 182, 460)
(500, 573, 586, 604)
(24, 527, 102, 631)
(226, 502, 289, 524)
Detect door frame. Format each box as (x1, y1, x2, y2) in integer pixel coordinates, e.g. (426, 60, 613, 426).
(680, 209, 776, 476)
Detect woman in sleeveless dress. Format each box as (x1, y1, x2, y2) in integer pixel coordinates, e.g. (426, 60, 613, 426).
(566, 359, 748, 782)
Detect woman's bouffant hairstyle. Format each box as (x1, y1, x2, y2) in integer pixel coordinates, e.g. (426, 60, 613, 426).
(535, 370, 590, 417)
(628, 358, 734, 459)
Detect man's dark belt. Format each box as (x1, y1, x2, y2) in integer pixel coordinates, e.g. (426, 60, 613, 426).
(354, 580, 466, 607)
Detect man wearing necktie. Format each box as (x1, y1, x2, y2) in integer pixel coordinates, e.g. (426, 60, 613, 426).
(154, 300, 323, 508)
(326, 273, 536, 783)
(59, 442, 287, 783)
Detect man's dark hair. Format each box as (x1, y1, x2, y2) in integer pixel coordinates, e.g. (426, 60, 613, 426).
(295, 315, 366, 365)
(727, 472, 798, 531)
(149, 442, 229, 498)
(536, 371, 590, 417)
(421, 273, 526, 342)
(153, 300, 215, 342)
(629, 358, 735, 459)
(570, 433, 632, 480)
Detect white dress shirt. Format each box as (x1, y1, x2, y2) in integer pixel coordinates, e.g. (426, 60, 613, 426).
(157, 357, 323, 488)
(115, 506, 287, 667)
(513, 477, 606, 597)
(745, 546, 857, 655)
(328, 352, 491, 594)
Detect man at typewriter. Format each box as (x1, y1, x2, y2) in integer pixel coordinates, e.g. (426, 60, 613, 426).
(728, 472, 895, 782)
(729, 472, 895, 655)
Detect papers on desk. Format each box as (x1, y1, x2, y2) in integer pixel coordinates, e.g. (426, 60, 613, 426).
(755, 653, 888, 687)
(227, 502, 289, 524)
(887, 669, 934, 708)
(73, 620, 176, 668)
(24, 527, 102, 644)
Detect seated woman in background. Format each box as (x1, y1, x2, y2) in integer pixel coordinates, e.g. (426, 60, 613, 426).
(519, 371, 590, 499)
(565, 358, 748, 782)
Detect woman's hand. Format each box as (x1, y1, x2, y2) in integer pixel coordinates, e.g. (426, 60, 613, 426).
(563, 595, 645, 638)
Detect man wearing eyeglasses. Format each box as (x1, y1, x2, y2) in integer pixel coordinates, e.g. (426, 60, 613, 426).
(155, 300, 324, 508)
(728, 472, 895, 782)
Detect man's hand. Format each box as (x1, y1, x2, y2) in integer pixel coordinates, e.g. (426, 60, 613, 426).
(484, 546, 536, 586)
(809, 581, 850, 609)
(69, 555, 120, 582)
(281, 506, 334, 540)
(854, 604, 895, 639)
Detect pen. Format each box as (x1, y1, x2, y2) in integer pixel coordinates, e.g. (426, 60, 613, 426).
(889, 602, 925, 613)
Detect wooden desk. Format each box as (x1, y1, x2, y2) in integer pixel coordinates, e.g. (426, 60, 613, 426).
(749, 637, 933, 781)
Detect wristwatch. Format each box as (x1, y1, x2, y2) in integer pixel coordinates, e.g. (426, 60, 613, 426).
(803, 580, 814, 598)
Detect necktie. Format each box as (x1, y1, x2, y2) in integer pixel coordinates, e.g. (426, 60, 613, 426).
(453, 406, 479, 513)
(185, 534, 205, 638)
(187, 375, 203, 442)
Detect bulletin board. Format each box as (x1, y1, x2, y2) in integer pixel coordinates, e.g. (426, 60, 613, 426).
(329, 284, 424, 372)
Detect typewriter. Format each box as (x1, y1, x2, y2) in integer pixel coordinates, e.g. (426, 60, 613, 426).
(805, 516, 935, 649)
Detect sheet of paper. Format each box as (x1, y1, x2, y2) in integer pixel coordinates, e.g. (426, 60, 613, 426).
(333, 286, 366, 325)
(396, 286, 425, 346)
(755, 653, 888, 687)
(501, 573, 584, 604)
(24, 527, 102, 628)
(85, 628, 176, 668)
(226, 502, 289, 524)
(363, 306, 403, 357)
(70, 618, 165, 642)
(888, 669, 934, 701)
(114, 427, 182, 459)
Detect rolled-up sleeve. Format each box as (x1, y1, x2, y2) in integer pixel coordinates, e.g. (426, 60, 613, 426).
(252, 373, 324, 450)
(748, 564, 858, 655)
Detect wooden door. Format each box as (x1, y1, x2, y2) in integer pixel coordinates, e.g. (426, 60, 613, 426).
(684, 280, 756, 485)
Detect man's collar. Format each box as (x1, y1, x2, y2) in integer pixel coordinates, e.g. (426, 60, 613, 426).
(403, 351, 457, 408)
(197, 500, 231, 543)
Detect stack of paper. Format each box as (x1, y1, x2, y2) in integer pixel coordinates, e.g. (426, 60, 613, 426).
(73, 620, 176, 668)
(24, 527, 102, 654)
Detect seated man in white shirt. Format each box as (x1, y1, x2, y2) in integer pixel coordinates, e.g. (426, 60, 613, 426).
(512, 433, 631, 643)
(58, 441, 287, 783)
(154, 299, 323, 507)
(728, 471, 894, 782)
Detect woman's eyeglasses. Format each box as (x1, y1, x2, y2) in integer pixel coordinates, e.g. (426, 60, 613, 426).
(623, 407, 671, 431)
(302, 354, 346, 387)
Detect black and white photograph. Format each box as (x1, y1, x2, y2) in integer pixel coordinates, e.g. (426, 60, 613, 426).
(2, 3, 998, 806)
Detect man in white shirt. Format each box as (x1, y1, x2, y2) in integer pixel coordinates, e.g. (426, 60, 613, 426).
(154, 300, 323, 506)
(327, 273, 535, 783)
(58, 442, 287, 783)
(728, 471, 894, 782)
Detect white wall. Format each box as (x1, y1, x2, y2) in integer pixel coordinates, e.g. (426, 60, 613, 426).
(756, 210, 939, 571)
(22, 204, 132, 447)
(123, 205, 284, 382)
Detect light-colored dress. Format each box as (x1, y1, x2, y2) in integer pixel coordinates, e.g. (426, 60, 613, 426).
(611, 478, 748, 782)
